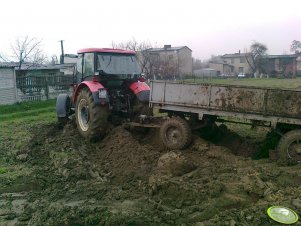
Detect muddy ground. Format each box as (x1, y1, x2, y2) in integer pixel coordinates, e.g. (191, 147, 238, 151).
(1, 121, 301, 226)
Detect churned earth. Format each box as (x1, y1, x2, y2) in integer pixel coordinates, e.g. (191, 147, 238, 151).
(0, 120, 301, 226)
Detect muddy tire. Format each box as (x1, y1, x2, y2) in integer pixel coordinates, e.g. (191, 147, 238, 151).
(277, 129, 301, 165)
(57, 117, 68, 129)
(160, 117, 192, 149)
(75, 89, 109, 140)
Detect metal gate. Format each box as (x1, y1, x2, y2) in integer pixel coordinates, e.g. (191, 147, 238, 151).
(16, 75, 73, 101)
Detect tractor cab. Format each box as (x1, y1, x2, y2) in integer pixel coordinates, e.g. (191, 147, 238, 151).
(76, 48, 143, 87)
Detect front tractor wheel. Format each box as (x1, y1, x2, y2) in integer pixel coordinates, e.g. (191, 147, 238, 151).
(160, 117, 192, 149)
(277, 129, 301, 165)
(75, 89, 109, 140)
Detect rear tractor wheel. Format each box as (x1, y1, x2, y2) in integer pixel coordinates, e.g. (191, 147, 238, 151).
(75, 89, 109, 140)
(160, 117, 192, 149)
(277, 129, 301, 165)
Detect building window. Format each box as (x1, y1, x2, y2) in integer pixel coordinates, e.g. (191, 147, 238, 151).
(231, 58, 234, 64)
(240, 57, 246, 63)
(169, 55, 174, 60)
(239, 67, 244, 73)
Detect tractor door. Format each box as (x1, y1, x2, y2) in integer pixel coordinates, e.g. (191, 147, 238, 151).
(76, 53, 83, 83)
(83, 52, 94, 80)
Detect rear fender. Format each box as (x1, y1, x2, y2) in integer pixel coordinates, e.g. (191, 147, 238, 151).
(129, 81, 150, 103)
(73, 81, 107, 105)
(56, 93, 71, 118)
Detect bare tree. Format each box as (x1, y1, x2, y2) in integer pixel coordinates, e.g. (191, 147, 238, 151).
(0, 53, 9, 62)
(10, 36, 47, 69)
(290, 40, 301, 53)
(245, 41, 268, 77)
(111, 38, 155, 78)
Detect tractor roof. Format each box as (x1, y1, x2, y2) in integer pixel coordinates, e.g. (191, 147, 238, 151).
(77, 48, 136, 55)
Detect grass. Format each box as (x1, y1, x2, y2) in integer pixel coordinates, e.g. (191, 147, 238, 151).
(0, 99, 56, 121)
(0, 99, 57, 162)
(183, 77, 301, 89)
(0, 167, 8, 174)
(0, 100, 57, 190)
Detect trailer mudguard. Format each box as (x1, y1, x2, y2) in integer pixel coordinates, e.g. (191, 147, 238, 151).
(73, 81, 107, 105)
(129, 81, 150, 103)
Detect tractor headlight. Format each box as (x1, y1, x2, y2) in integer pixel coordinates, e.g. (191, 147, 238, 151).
(99, 89, 107, 99)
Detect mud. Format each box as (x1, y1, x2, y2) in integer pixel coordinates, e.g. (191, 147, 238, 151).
(1, 122, 301, 225)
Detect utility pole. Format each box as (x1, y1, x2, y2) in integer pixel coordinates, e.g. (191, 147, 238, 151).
(59, 40, 64, 64)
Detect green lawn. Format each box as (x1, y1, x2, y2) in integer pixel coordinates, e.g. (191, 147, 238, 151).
(184, 77, 301, 89)
(0, 99, 56, 121)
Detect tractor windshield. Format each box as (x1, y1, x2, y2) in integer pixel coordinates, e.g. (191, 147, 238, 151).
(97, 53, 141, 75)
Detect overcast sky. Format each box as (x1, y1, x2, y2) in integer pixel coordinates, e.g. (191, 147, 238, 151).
(0, 0, 300, 60)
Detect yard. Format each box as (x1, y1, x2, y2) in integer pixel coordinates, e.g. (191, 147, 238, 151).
(0, 78, 301, 225)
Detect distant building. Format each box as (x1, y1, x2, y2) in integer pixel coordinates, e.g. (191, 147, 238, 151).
(0, 62, 74, 104)
(259, 54, 298, 77)
(61, 54, 78, 64)
(7, 62, 75, 77)
(297, 55, 301, 76)
(143, 45, 192, 78)
(208, 61, 234, 76)
(221, 52, 252, 75)
(0, 63, 17, 104)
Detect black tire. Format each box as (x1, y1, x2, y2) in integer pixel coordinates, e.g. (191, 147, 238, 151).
(160, 117, 192, 149)
(277, 129, 301, 165)
(75, 89, 109, 140)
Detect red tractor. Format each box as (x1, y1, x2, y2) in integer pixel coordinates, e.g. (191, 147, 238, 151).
(56, 48, 151, 139)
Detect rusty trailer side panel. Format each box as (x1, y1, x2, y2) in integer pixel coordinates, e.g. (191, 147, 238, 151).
(150, 81, 301, 124)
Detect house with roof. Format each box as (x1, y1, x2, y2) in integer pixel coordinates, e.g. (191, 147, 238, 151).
(13, 62, 75, 77)
(0, 62, 75, 104)
(219, 51, 299, 77)
(0, 63, 18, 104)
(208, 61, 234, 76)
(143, 45, 192, 78)
(221, 52, 252, 75)
(61, 54, 78, 64)
(260, 54, 298, 77)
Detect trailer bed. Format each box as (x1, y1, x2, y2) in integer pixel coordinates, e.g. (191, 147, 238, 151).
(150, 81, 301, 125)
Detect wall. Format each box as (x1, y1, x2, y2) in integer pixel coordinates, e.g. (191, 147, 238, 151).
(178, 47, 193, 75)
(0, 68, 17, 105)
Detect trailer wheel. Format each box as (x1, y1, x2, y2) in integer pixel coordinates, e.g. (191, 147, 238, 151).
(277, 129, 301, 165)
(160, 117, 192, 149)
(75, 89, 109, 140)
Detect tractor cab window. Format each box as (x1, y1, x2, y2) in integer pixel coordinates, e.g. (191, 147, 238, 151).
(83, 53, 94, 77)
(96, 53, 141, 75)
(76, 54, 83, 82)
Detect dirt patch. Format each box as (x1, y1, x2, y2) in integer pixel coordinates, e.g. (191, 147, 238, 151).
(1, 121, 301, 225)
